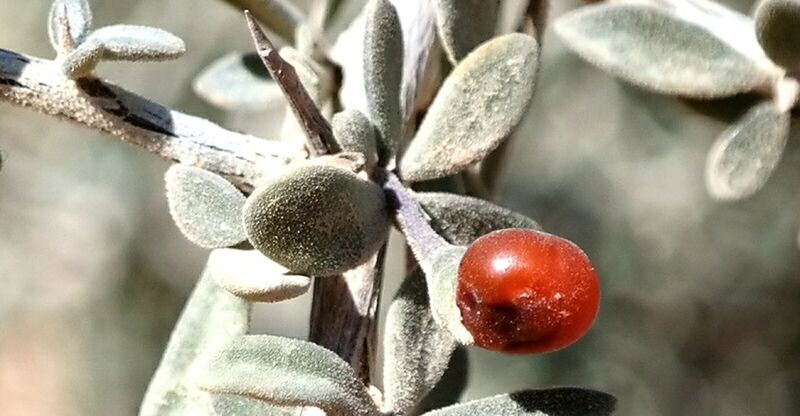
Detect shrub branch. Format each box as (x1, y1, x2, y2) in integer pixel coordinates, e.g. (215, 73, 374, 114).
(0, 47, 294, 189)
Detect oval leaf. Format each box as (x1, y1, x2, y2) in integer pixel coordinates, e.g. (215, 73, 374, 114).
(364, 0, 404, 163)
(208, 248, 311, 303)
(221, 0, 303, 43)
(194, 52, 283, 111)
(434, 0, 500, 64)
(61, 38, 103, 79)
(419, 246, 473, 344)
(332, 109, 379, 167)
(417, 346, 469, 412)
(416, 192, 540, 245)
(383, 268, 458, 415)
(554, 3, 774, 98)
(755, 0, 800, 70)
(400, 33, 538, 182)
(195, 335, 379, 416)
(139, 265, 250, 416)
(88, 25, 186, 62)
(705, 101, 790, 201)
(48, 0, 92, 54)
(164, 165, 247, 249)
(422, 388, 616, 416)
(206, 394, 298, 415)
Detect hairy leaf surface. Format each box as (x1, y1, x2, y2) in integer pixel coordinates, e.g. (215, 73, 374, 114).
(364, 0, 404, 163)
(423, 388, 616, 416)
(383, 269, 458, 415)
(208, 248, 311, 303)
(195, 335, 379, 416)
(416, 192, 540, 245)
(194, 52, 283, 111)
(139, 267, 250, 416)
(88, 25, 186, 61)
(221, 0, 303, 43)
(555, 3, 775, 98)
(165, 165, 247, 249)
(705, 101, 790, 201)
(400, 33, 538, 182)
(434, 0, 500, 63)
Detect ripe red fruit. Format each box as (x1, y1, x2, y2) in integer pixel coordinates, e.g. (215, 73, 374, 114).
(456, 228, 600, 354)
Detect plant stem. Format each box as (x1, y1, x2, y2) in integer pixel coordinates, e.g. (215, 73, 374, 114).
(308, 247, 386, 381)
(245, 13, 383, 389)
(378, 168, 450, 259)
(0, 48, 292, 190)
(245, 11, 340, 157)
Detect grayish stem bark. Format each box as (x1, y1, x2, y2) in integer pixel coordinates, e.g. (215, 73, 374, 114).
(0, 48, 295, 190)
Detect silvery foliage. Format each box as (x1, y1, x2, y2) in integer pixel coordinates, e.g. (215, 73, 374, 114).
(36, 0, 617, 415)
(556, 0, 800, 233)
(48, 0, 185, 78)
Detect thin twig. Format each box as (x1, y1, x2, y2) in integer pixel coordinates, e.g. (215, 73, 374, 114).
(0, 48, 294, 190)
(378, 168, 450, 258)
(245, 11, 340, 157)
(308, 246, 386, 382)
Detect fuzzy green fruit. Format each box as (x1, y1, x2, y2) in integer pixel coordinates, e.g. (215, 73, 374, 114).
(242, 164, 389, 276)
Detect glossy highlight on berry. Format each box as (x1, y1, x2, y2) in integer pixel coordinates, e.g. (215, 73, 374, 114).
(456, 228, 600, 354)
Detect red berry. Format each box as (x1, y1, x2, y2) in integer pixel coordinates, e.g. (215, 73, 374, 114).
(456, 228, 600, 354)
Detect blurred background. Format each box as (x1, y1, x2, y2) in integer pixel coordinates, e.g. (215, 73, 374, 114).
(1, 1, 799, 415)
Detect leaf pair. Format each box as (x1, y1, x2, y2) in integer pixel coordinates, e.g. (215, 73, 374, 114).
(49, 0, 185, 78)
(165, 165, 313, 303)
(555, 1, 798, 201)
(196, 331, 614, 416)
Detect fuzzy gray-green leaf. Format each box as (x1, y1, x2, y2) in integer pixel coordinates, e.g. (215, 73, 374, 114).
(139, 266, 250, 416)
(419, 245, 473, 344)
(400, 33, 538, 182)
(434, 0, 500, 63)
(48, 0, 92, 54)
(87, 25, 186, 62)
(207, 394, 297, 415)
(364, 0, 404, 164)
(554, 3, 774, 98)
(422, 388, 616, 416)
(705, 101, 790, 201)
(195, 335, 379, 416)
(221, 0, 303, 43)
(332, 109, 379, 167)
(416, 192, 540, 245)
(755, 0, 800, 70)
(61, 38, 102, 78)
(194, 52, 283, 111)
(383, 269, 458, 415)
(243, 164, 389, 276)
(165, 165, 247, 249)
(208, 248, 311, 303)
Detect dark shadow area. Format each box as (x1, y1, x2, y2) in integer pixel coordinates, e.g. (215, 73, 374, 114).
(510, 387, 616, 415)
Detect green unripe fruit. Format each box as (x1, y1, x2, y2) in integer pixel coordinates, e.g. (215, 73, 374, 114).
(242, 164, 389, 276)
(755, 0, 800, 70)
